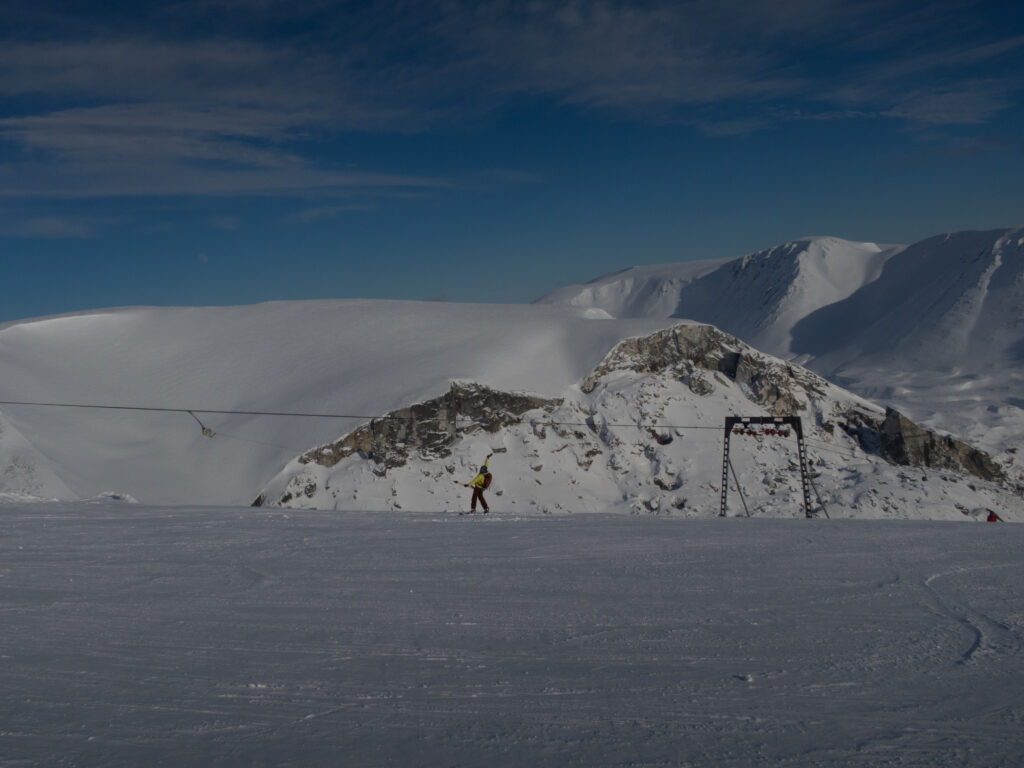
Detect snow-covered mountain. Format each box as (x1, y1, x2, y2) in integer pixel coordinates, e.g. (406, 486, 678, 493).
(257, 323, 1016, 521)
(537, 257, 734, 320)
(538, 237, 903, 355)
(791, 229, 1024, 370)
(538, 228, 1024, 466)
(0, 299, 1017, 520)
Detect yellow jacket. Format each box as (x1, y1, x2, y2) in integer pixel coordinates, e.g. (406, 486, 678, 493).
(467, 456, 491, 489)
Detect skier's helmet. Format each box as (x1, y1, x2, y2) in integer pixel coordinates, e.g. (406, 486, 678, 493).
(481, 466, 489, 473)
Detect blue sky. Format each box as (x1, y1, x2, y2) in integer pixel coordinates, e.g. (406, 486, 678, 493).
(2, 0, 1023, 323)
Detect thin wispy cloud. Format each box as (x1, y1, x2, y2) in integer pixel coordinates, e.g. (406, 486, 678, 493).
(0, 33, 442, 199)
(882, 82, 1013, 126)
(441, 0, 1023, 130)
(1, 215, 96, 239)
(0, 1, 1020, 201)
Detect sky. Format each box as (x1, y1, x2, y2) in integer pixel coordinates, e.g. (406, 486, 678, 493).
(1, 0, 1023, 324)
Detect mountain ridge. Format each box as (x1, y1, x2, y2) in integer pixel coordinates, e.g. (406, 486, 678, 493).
(537, 227, 1024, 460)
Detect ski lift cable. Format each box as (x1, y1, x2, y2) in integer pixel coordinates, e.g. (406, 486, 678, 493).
(0, 399, 725, 431)
(0, 399, 408, 421)
(0, 399, 902, 460)
(3, 399, 887, 504)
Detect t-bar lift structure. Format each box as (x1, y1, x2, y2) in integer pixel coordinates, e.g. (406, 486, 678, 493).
(719, 416, 813, 518)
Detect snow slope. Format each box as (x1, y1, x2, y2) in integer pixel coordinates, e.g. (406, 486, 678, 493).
(537, 237, 902, 354)
(792, 229, 1024, 370)
(537, 256, 732, 319)
(2, 502, 1023, 767)
(792, 229, 1024, 460)
(0, 301, 674, 505)
(0, 410, 76, 503)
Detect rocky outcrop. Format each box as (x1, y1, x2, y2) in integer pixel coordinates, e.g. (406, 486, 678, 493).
(254, 383, 562, 505)
(256, 382, 561, 507)
(587, 325, 1007, 483)
(301, 382, 561, 471)
(582, 324, 827, 415)
(834, 406, 1005, 482)
(879, 408, 1005, 482)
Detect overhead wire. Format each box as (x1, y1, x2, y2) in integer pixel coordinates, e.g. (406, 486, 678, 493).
(0, 397, 885, 461)
(4, 397, 899, 517)
(0, 399, 726, 431)
(0, 396, 882, 484)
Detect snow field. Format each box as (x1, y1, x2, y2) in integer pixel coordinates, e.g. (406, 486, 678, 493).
(1, 503, 1022, 767)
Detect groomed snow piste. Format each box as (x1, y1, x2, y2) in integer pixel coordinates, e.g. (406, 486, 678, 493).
(1, 503, 1022, 767)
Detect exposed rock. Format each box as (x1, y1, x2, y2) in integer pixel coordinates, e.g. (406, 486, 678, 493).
(582, 324, 827, 415)
(879, 408, 1005, 483)
(255, 383, 563, 505)
(582, 324, 740, 391)
(653, 472, 682, 491)
(835, 406, 1005, 483)
(301, 382, 561, 471)
(687, 371, 714, 395)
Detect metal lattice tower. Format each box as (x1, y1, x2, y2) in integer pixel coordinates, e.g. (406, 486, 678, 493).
(719, 416, 814, 518)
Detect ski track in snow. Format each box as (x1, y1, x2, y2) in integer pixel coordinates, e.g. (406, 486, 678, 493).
(922, 563, 1023, 667)
(1, 503, 1023, 767)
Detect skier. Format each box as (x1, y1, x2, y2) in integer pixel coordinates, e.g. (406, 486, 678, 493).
(461, 453, 494, 513)
(986, 510, 1003, 522)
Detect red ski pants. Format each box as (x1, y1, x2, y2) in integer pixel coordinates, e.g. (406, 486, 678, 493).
(471, 487, 489, 511)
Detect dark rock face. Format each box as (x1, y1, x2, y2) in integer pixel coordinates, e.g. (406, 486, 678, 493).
(582, 324, 827, 416)
(299, 382, 561, 471)
(253, 383, 561, 507)
(836, 406, 1005, 483)
(581, 324, 739, 390)
(879, 408, 1005, 482)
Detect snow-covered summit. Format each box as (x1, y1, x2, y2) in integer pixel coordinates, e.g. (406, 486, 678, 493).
(537, 236, 903, 355)
(538, 228, 1024, 372)
(792, 228, 1024, 370)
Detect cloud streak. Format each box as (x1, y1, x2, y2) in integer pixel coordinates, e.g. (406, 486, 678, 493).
(0, 0, 1020, 204)
(0, 36, 445, 198)
(1, 215, 96, 239)
(441, 0, 1023, 129)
